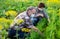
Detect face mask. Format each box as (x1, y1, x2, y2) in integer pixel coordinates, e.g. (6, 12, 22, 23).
(30, 14, 35, 17)
(38, 8, 43, 11)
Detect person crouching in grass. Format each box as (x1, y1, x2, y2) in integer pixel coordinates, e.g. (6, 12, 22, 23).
(30, 3, 50, 26)
(7, 7, 44, 39)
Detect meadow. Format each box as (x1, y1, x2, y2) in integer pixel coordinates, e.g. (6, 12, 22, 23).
(0, 0, 60, 39)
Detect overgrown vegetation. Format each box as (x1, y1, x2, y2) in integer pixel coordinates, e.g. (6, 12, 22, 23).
(0, 0, 60, 39)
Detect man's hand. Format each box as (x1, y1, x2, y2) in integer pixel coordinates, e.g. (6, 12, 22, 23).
(31, 26, 45, 37)
(48, 18, 50, 23)
(36, 13, 44, 17)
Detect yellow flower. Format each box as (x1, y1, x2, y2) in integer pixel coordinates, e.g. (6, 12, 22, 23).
(46, 0, 59, 6)
(21, 28, 31, 32)
(0, 18, 13, 25)
(47, 0, 59, 3)
(5, 10, 17, 17)
(0, 25, 3, 30)
(0, 18, 8, 23)
(0, 18, 6, 22)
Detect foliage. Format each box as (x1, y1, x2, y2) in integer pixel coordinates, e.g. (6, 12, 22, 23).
(0, 0, 60, 39)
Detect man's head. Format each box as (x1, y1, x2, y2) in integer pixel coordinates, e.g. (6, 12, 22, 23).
(38, 3, 45, 10)
(31, 8, 36, 14)
(38, 3, 45, 8)
(27, 6, 36, 16)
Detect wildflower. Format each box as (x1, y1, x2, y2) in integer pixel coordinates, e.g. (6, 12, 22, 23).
(0, 25, 3, 30)
(5, 10, 17, 17)
(47, 0, 59, 3)
(21, 28, 31, 32)
(0, 18, 9, 23)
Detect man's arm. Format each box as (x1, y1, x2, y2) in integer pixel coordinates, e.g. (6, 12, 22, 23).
(10, 16, 19, 28)
(43, 9, 50, 23)
(35, 13, 44, 17)
(10, 14, 24, 28)
(31, 26, 44, 37)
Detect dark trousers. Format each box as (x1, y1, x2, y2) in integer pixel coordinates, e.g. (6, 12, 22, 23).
(8, 29, 30, 39)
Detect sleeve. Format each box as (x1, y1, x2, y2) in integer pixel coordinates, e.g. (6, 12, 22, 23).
(28, 20, 34, 28)
(10, 13, 24, 28)
(43, 9, 49, 19)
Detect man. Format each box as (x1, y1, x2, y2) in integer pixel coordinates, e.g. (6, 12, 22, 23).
(8, 7, 44, 39)
(30, 3, 50, 26)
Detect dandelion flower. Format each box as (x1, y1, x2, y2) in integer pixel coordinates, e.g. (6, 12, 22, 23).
(0, 25, 3, 30)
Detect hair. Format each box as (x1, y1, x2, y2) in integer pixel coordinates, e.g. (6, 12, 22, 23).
(27, 6, 35, 12)
(38, 3, 45, 8)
